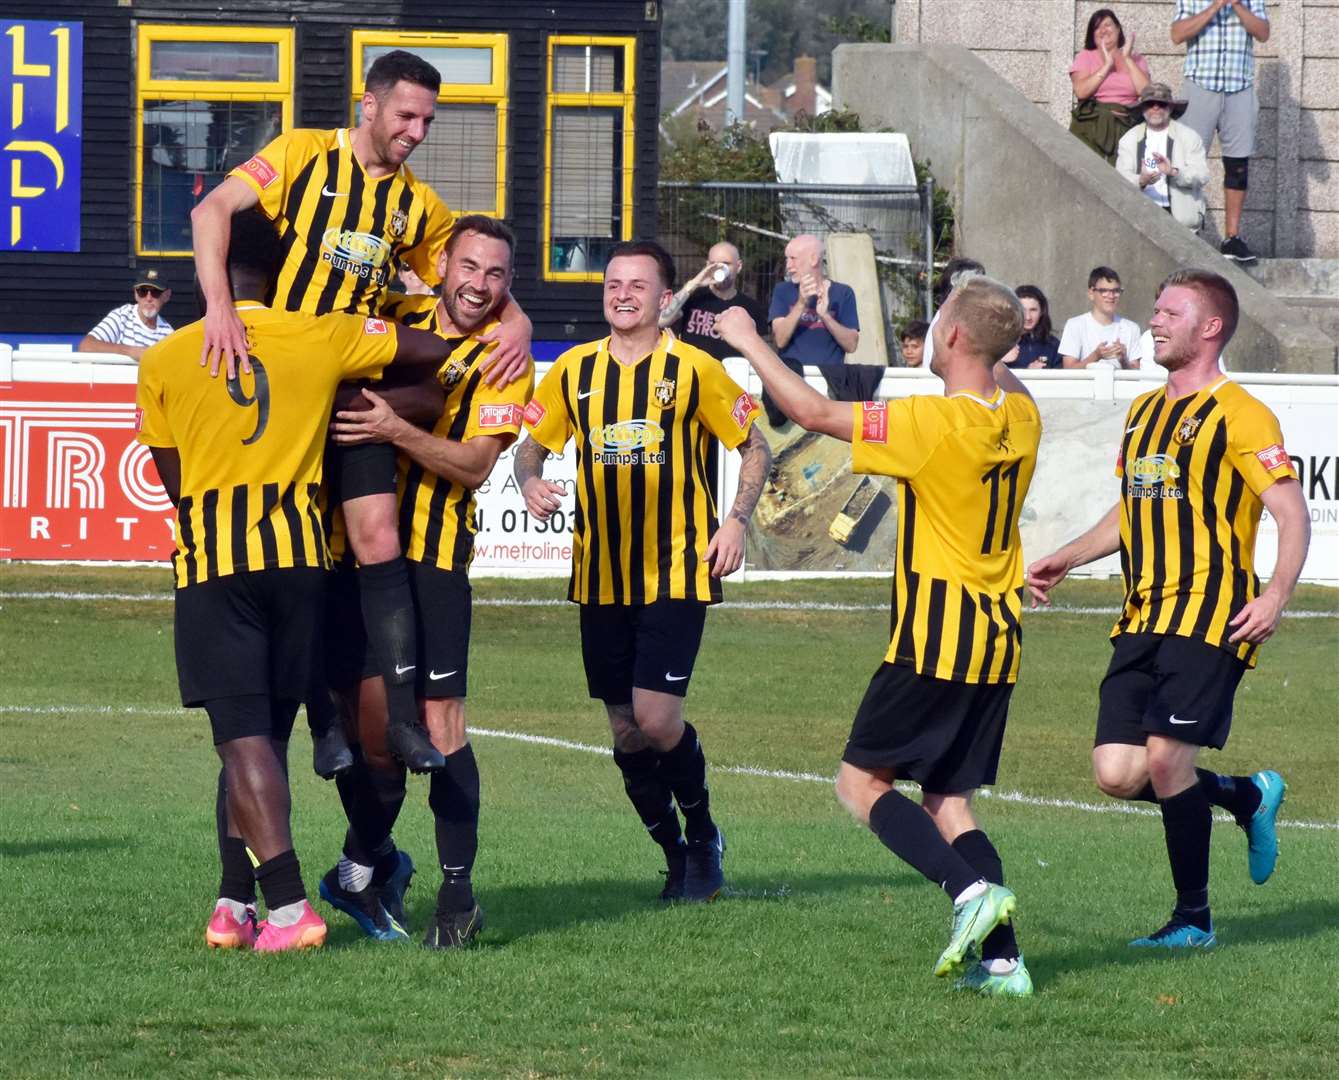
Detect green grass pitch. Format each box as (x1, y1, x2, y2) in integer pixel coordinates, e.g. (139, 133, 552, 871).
(2, 564, 1337, 1078)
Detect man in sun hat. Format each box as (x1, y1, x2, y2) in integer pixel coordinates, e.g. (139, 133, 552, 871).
(1116, 82, 1210, 231)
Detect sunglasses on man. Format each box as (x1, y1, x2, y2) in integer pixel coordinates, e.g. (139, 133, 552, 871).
(135, 285, 166, 298)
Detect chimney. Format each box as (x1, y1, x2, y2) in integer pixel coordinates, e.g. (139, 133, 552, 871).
(793, 55, 817, 117)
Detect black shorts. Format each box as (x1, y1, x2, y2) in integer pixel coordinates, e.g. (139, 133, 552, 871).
(842, 662, 1013, 794)
(202, 695, 301, 746)
(174, 567, 326, 708)
(325, 440, 399, 503)
(322, 563, 471, 699)
(579, 600, 708, 704)
(1096, 632, 1246, 750)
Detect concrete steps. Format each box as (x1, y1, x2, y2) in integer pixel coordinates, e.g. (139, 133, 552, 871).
(1244, 260, 1339, 347)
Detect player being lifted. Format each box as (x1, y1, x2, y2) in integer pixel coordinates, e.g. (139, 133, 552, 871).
(136, 210, 476, 951)
(1027, 269, 1309, 950)
(716, 273, 1041, 995)
(191, 49, 530, 775)
(514, 240, 772, 903)
(315, 216, 533, 948)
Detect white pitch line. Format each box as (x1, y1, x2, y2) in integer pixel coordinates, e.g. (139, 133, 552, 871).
(1, 590, 1336, 619)
(3, 702, 1336, 833)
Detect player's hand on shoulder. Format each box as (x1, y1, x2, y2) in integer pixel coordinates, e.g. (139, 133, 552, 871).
(477, 328, 532, 389)
(521, 476, 565, 521)
(201, 304, 251, 379)
(704, 516, 746, 578)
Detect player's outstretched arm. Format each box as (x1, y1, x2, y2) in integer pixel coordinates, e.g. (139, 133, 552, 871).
(331, 387, 503, 490)
(704, 425, 772, 578)
(1229, 478, 1309, 644)
(514, 436, 564, 521)
(716, 306, 854, 441)
(191, 176, 259, 379)
(476, 295, 533, 389)
(1025, 501, 1122, 606)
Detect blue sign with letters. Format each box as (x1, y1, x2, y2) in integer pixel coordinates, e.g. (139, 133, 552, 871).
(2, 21, 82, 252)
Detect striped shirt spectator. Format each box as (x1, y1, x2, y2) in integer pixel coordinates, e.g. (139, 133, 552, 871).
(1177, 0, 1267, 94)
(79, 268, 174, 360)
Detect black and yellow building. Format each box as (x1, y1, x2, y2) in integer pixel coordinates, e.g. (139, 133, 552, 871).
(0, 1, 663, 345)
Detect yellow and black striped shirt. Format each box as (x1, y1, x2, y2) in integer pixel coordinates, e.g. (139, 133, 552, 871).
(1114, 378, 1297, 666)
(851, 391, 1042, 684)
(136, 303, 398, 587)
(230, 128, 455, 317)
(523, 331, 760, 605)
(383, 296, 534, 572)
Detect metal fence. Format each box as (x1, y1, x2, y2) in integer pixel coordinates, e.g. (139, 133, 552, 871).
(657, 180, 935, 327)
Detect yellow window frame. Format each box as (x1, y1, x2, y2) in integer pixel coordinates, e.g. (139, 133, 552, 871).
(134, 24, 294, 256)
(350, 31, 509, 218)
(543, 35, 637, 283)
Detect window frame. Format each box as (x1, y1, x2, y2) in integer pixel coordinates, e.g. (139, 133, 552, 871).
(543, 35, 637, 283)
(350, 30, 509, 218)
(134, 24, 294, 257)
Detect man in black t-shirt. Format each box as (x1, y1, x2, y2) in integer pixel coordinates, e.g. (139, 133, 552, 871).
(660, 242, 770, 361)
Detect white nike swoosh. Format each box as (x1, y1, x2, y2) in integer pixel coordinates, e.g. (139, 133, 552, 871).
(321, 185, 348, 197)
(1168, 715, 1197, 725)
(577, 389, 601, 400)
(394, 663, 416, 676)
(428, 669, 458, 681)
(665, 672, 689, 682)
(1125, 424, 1145, 434)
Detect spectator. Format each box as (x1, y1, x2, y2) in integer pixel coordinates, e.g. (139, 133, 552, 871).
(767, 234, 860, 421)
(1172, 0, 1270, 265)
(1059, 267, 1142, 370)
(899, 320, 928, 368)
(1069, 8, 1151, 164)
(78, 269, 174, 360)
(659, 241, 769, 360)
(933, 257, 985, 311)
(1003, 286, 1061, 369)
(1116, 83, 1210, 231)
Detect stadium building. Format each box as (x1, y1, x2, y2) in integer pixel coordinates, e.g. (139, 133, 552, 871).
(1, 0, 665, 348)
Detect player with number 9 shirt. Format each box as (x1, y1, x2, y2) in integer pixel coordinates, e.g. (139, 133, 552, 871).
(715, 274, 1042, 995)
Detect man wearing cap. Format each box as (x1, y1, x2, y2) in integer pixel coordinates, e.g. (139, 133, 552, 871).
(1116, 83, 1209, 231)
(78, 269, 175, 360)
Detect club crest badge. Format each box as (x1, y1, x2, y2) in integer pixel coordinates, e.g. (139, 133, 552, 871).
(388, 208, 408, 240)
(440, 358, 468, 389)
(654, 378, 676, 407)
(1174, 415, 1203, 445)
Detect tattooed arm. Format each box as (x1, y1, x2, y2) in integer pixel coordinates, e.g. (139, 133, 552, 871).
(515, 436, 565, 522)
(704, 424, 772, 578)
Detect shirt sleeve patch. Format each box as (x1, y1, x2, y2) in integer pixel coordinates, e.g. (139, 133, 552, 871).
(860, 401, 888, 444)
(363, 318, 389, 335)
(523, 399, 546, 427)
(1256, 444, 1289, 471)
(134, 407, 145, 433)
(479, 402, 523, 429)
(239, 154, 279, 189)
(731, 391, 755, 430)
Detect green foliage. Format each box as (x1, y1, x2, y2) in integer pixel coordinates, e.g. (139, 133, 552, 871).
(3, 566, 1338, 1077)
(827, 12, 892, 43)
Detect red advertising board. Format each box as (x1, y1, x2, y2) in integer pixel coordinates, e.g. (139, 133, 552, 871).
(0, 380, 176, 561)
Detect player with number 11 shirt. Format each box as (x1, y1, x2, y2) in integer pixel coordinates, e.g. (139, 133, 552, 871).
(716, 274, 1041, 996)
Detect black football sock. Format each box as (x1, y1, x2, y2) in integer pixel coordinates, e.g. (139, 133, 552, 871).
(1196, 768, 1262, 827)
(428, 744, 481, 913)
(215, 769, 255, 904)
(357, 557, 420, 734)
(366, 762, 408, 887)
(657, 722, 715, 844)
(1159, 785, 1213, 930)
(255, 849, 306, 913)
(952, 829, 1019, 962)
(613, 746, 683, 852)
(335, 747, 399, 871)
(868, 789, 982, 900)
(304, 680, 338, 738)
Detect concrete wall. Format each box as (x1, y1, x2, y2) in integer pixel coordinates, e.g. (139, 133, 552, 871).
(889, 0, 1339, 259)
(833, 43, 1336, 372)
